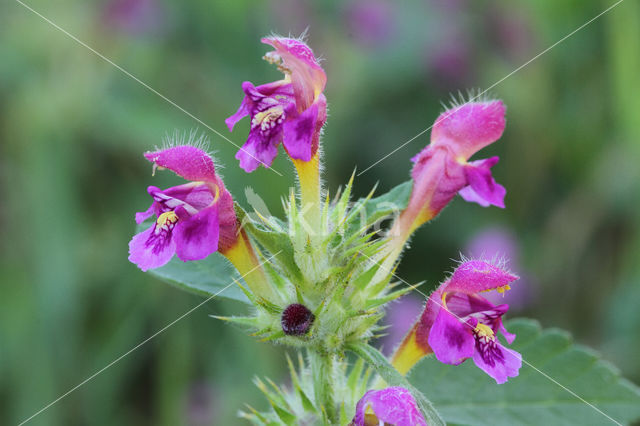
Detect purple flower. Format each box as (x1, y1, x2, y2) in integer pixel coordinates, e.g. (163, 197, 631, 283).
(226, 37, 327, 172)
(422, 260, 521, 383)
(428, 38, 471, 89)
(102, 0, 163, 35)
(392, 260, 522, 383)
(413, 100, 507, 211)
(346, 0, 394, 47)
(390, 101, 507, 241)
(128, 145, 237, 271)
(352, 387, 427, 426)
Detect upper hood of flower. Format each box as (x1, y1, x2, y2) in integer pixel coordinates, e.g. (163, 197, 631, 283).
(261, 36, 327, 111)
(431, 100, 506, 161)
(443, 259, 518, 295)
(143, 145, 218, 183)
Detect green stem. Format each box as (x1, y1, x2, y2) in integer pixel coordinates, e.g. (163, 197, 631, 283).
(309, 349, 336, 423)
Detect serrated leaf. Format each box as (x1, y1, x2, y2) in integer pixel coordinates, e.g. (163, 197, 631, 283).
(147, 253, 250, 304)
(410, 318, 640, 426)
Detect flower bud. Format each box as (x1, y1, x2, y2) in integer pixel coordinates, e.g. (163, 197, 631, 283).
(281, 303, 314, 336)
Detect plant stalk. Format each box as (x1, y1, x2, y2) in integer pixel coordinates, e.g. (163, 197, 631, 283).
(309, 348, 337, 423)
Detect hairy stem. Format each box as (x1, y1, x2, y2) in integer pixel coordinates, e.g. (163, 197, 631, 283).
(309, 349, 337, 423)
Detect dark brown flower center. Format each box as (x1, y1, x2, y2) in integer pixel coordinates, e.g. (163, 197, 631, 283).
(281, 303, 314, 336)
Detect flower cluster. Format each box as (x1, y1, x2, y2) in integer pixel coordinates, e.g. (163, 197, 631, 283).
(128, 35, 520, 424)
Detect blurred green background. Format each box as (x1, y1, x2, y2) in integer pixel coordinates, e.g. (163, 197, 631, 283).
(1, 0, 639, 424)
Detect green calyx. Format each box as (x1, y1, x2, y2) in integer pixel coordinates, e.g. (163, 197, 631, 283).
(232, 175, 412, 355)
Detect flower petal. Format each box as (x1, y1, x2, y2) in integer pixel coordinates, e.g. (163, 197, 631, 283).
(174, 205, 219, 261)
(135, 202, 155, 224)
(235, 131, 280, 173)
(444, 292, 499, 318)
(459, 157, 506, 208)
(161, 183, 216, 211)
(282, 101, 319, 161)
(499, 321, 516, 344)
(225, 91, 250, 131)
(472, 338, 521, 384)
(128, 222, 177, 272)
(261, 37, 326, 110)
(353, 387, 427, 426)
(445, 260, 519, 295)
(431, 100, 506, 160)
(144, 145, 217, 182)
(428, 308, 475, 365)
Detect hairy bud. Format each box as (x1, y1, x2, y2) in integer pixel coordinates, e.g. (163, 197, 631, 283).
(281, 303, 315, 336)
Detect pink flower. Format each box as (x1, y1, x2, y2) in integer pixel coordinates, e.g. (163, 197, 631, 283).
(102, 0, 163, 35)
(346, 0, 394, 47)
(388, 100, 507, 245)
(412, 100, 507, 213)
(352, 387, 427, 426)
(226, 37, 327, 172)
(416, 260, 521, 384)
(128, 145, 237, 271)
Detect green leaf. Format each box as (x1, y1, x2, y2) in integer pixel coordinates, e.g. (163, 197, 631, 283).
(361, 180, 412, 226)
(411, 319, 640, 426)
(147, 253, 250, 304)
(347, 342, 445, 426)
(235, 203, 302, 281)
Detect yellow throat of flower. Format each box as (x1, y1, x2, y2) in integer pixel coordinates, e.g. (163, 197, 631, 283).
(156, 211, 178, 230)
(474, 323, 495, 339)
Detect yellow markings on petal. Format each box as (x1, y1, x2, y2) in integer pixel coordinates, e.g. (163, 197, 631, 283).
(212, 184, 220, 204)
(440, 291, 448, 309)
(251, 106, 285, 131)
(155, 211, 178, 233)
(474, 323, 495, 340)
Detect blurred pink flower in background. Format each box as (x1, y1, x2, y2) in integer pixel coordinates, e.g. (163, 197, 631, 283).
(381, 294, 423, 355)
(427, 37, 471, 89)
(103, 0, 164, 35)
(424, 0, 472, 89)
(465, 226, 535, 311)
(345, 0, 395, 47)
(184, 381, 216, 426)
(487, 5, 535, 62)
